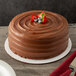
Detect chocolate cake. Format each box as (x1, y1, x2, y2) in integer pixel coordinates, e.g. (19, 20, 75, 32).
(8, 10, 69, 59)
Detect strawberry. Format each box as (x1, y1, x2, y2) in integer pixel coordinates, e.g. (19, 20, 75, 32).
(38, 12, 47, 23)
(31, 15, 38, 22)
(31, 12, 47, 23)
(42, 16, 47, 23)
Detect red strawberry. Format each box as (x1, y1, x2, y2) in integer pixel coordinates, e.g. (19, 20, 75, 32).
(42, 16, 47, 23)
(31, 15, 38, 22)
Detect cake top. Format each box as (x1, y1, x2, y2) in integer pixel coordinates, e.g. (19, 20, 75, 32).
(9, 10, 68, 39)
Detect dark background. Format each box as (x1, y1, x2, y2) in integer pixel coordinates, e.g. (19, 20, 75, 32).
(0, 0, 76, 26)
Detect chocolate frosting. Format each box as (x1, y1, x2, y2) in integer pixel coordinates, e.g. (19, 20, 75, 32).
(8, 10, 69, 59)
